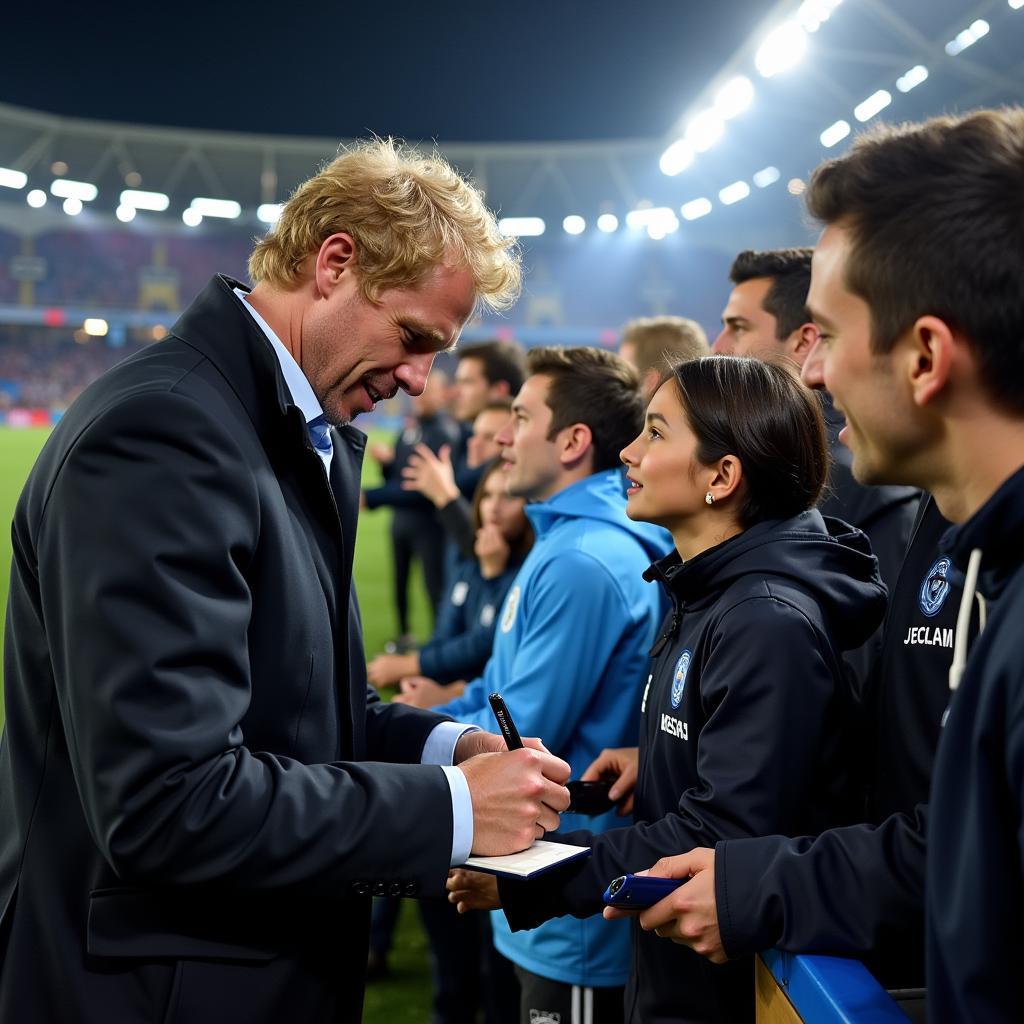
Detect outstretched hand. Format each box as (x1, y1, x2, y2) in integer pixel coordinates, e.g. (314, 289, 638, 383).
(447, 869, 501, 913)
(401, 444, 459, 509)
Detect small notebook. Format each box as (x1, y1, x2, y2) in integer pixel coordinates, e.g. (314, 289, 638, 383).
(459, 840, 591, 880)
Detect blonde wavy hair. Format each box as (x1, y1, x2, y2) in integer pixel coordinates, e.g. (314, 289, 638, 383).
(249, 138, 521, 311)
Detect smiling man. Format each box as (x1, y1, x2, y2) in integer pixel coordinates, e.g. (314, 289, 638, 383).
(0, 139, 575, 1024)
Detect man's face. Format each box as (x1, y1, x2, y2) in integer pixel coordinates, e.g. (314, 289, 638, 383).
(302, 262, 476, 426)
(452, 356, 492, 421)
(712, 278, 781, 356)
(806, 224, 925, 485)
(494, 374, 566, 502)
(466, 407, 510, 468)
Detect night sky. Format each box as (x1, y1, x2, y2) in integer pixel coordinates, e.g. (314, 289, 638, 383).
(3, 1, 767, 142)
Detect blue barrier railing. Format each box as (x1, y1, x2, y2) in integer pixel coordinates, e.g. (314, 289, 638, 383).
(760, 949, 911, 1023)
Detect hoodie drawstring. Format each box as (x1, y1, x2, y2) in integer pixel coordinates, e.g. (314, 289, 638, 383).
(949, 548, 987, 692)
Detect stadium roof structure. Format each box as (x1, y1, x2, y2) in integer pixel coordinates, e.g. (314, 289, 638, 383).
(0, 0, 1022, 248)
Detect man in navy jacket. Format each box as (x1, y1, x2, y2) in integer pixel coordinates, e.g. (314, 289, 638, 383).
(0, 140, 571, 1024)
(629, 109, 1024, 1023)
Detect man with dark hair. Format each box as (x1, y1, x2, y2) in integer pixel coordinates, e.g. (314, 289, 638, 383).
(618, 316, 708, 400)
(453, 340, 527, 422)
(623, 108, 1024, 1023)
(401, 347, 670, 1024)
(714, 247, 920, 691)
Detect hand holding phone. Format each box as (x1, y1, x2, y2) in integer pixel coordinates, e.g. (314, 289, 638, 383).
(566, 779, 615, 815)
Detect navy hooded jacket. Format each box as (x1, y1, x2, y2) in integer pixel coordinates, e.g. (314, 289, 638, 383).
(927, 464, 1024, 1022)
(501, 509, 887, 1024)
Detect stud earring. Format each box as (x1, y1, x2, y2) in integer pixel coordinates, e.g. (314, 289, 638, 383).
(705, 492, 715, 505)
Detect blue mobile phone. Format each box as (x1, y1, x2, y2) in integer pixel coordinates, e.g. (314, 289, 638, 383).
(603, 873, 685, 908)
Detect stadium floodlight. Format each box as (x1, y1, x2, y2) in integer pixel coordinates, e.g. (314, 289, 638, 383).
(659, 139, 695, 177)
(854, 90, 892, 122)
(0, 167, 27, 190)
(1011, 0, 1024, 10)
(719, 181, 751, 206)
(797, 0, 842, 33)
(26, 189, 46, 208)
(752, 166, 781, 188)
(257, 203, 283, 225)
(497, 217, 545, 237)
(820, 119, 851, 148)
(62, 197, 83, 216)
(120, 189, 170, 212)
(596, 213, 619, 233)
(946, 19, 989, 55)
(51, 178, 98, 202)
(83, 318, 109, 337)
(755, 21, 808, 77)
(681, 198, 713, 221)
(714, 76, 754, 120)
(626, 206, 678, 233)
(190, 197, 241, 219)
(686, 109, 725, 153)
(562, 215, 586, 235)
(896, 65, 928, 93)
(115, 204, 136, 223)
(182, 208, 202, 227)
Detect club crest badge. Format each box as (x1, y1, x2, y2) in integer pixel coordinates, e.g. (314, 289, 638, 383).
(919, 557, 952, 618)
(500, 586, 521, 634)
(670, 649, 692, 710)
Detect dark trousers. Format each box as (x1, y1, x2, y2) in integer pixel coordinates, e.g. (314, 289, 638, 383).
(391, 509, 447, 635)
(419, 900, 519, 1024)
(514, 965, 624, 1024)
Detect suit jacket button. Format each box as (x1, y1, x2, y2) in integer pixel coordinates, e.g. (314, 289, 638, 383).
(403, 882, 418, 897)
(372, 881, 387, 897)
(353, 881, 369, 896)
(389, 882, 403, 897)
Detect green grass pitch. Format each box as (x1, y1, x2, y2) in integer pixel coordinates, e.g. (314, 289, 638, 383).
(0, 426, 435, 1022)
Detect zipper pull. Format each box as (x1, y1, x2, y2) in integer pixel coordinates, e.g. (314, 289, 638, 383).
(649, 605, 682, 657)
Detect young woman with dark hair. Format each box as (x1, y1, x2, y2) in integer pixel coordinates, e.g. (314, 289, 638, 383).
(449, 355, 888, 1024)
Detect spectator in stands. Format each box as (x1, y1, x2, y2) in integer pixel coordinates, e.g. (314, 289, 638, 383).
(631, 108, 1024, 1024)
(449, 355, 887, 1024)
(713, 248, 919, 693)
(400, 398, 512, 558)
(0, 138, 572, 1024)
(618, 315, 708, 399)
(363, 369, 463, 647)
(367, 457, 533, 689)
(414, 347, 670, 1024)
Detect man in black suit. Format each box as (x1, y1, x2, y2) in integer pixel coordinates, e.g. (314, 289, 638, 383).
(0, 139, 570, 1024)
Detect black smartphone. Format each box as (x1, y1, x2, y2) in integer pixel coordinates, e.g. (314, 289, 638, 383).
(566, 779, 615, 815)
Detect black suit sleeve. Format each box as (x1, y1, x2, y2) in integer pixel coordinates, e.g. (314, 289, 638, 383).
(37, 390, 453, 891)
(715, 805, 927, 958)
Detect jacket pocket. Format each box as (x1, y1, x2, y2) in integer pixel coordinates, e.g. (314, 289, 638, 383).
(87, 887, 278, 961)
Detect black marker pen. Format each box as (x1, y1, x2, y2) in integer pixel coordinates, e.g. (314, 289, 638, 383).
(488, 692, 523, 750)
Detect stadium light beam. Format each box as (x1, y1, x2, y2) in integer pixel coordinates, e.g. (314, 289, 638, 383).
(659, 139, 695, 177)
(714, 76, 754, 120)
(854, 89, 892, 122)
(896, 65, 928, 93)
(626, 206, 678, 233)
(257, 203, 284, 225)
(718, 181, 751, 206)
(686, 109, 725, 153)
(797, 0, 843, 33)
(562, 215, 586, 235)
(190, 197, 241, 219)
(820, 119, 851, 147)
(51, 178, 98, 202)
(680, 198, 712, 221)
(115, 204, 136, 223)
(1010, 0, 1024, 10)
(946, 19, 989, 55)
(182, 208, 202, 227)
(753, 166, 781, 188)
(83, 318, 109, 337)
(596, 213, 619, 233)
(0, 167, 27, 190)
(497, 217, 545, 237)
(62, 197, 83, 216)
(755, 21, 807, 77)
(26, 189, 46, 208)
(120, 189, 170, 212)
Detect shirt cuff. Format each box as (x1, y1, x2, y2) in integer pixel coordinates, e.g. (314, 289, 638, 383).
(423, 721, 480, 866)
